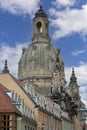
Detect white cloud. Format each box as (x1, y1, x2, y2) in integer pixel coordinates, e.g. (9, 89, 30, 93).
(0, 42, 28, 77)
(0, 0, 39, 16)
(71, 50, 85, 56)
(49, 3, 87, 40)
(65, 62, 87, 86)
(52, 0, 76, 8)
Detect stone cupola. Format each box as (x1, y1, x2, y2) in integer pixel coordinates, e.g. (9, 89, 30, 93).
(18, 1, 65, 96)
(69, 68, 80, 101)
(32, 0, 50, 43)
(69, 68, 77, 85)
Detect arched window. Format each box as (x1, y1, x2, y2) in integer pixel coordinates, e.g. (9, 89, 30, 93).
(32, 60, 35, 69)
(48, 59, 53, 69)
(36, 22, 42, 33)
(45, 23, 48, 33)
(49, 59, 53, 69)
(30, 60, 36, 69)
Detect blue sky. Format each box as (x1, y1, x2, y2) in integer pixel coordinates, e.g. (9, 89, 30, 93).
(0, 0, 87, 106)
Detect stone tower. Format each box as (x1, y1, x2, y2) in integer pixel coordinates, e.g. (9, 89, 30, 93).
(18, 1, 66, 95)
(69, 68, 80, 101)
(3, 60, 9, 74)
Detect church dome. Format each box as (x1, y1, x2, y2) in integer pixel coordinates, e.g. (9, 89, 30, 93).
(34, 6, 47, 19)
(34, 1, 47, 19)
(18, 43, 64, 80)
(18, 1, 65, 96)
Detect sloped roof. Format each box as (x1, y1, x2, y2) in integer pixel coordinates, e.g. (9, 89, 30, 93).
(10, 74, 22, 85)
(0, 83, 8, 91)
(0, 73, 35, 109)
(0, 83, 21, 115)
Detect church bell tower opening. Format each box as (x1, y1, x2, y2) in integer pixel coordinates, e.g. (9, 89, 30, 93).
(32, 0, 50, 43)
(36, 21, 42, 33)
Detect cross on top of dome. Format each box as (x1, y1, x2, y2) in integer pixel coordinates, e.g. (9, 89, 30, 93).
(40, 0, 42, 9)
(34, 0, 47, 18)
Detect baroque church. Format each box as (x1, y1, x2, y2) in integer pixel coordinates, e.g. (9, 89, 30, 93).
(0, 1, 86, 130)
(18, 1, 66, 96)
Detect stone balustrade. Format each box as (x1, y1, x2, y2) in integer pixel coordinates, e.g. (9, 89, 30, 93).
(21, 82, 69, 119)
